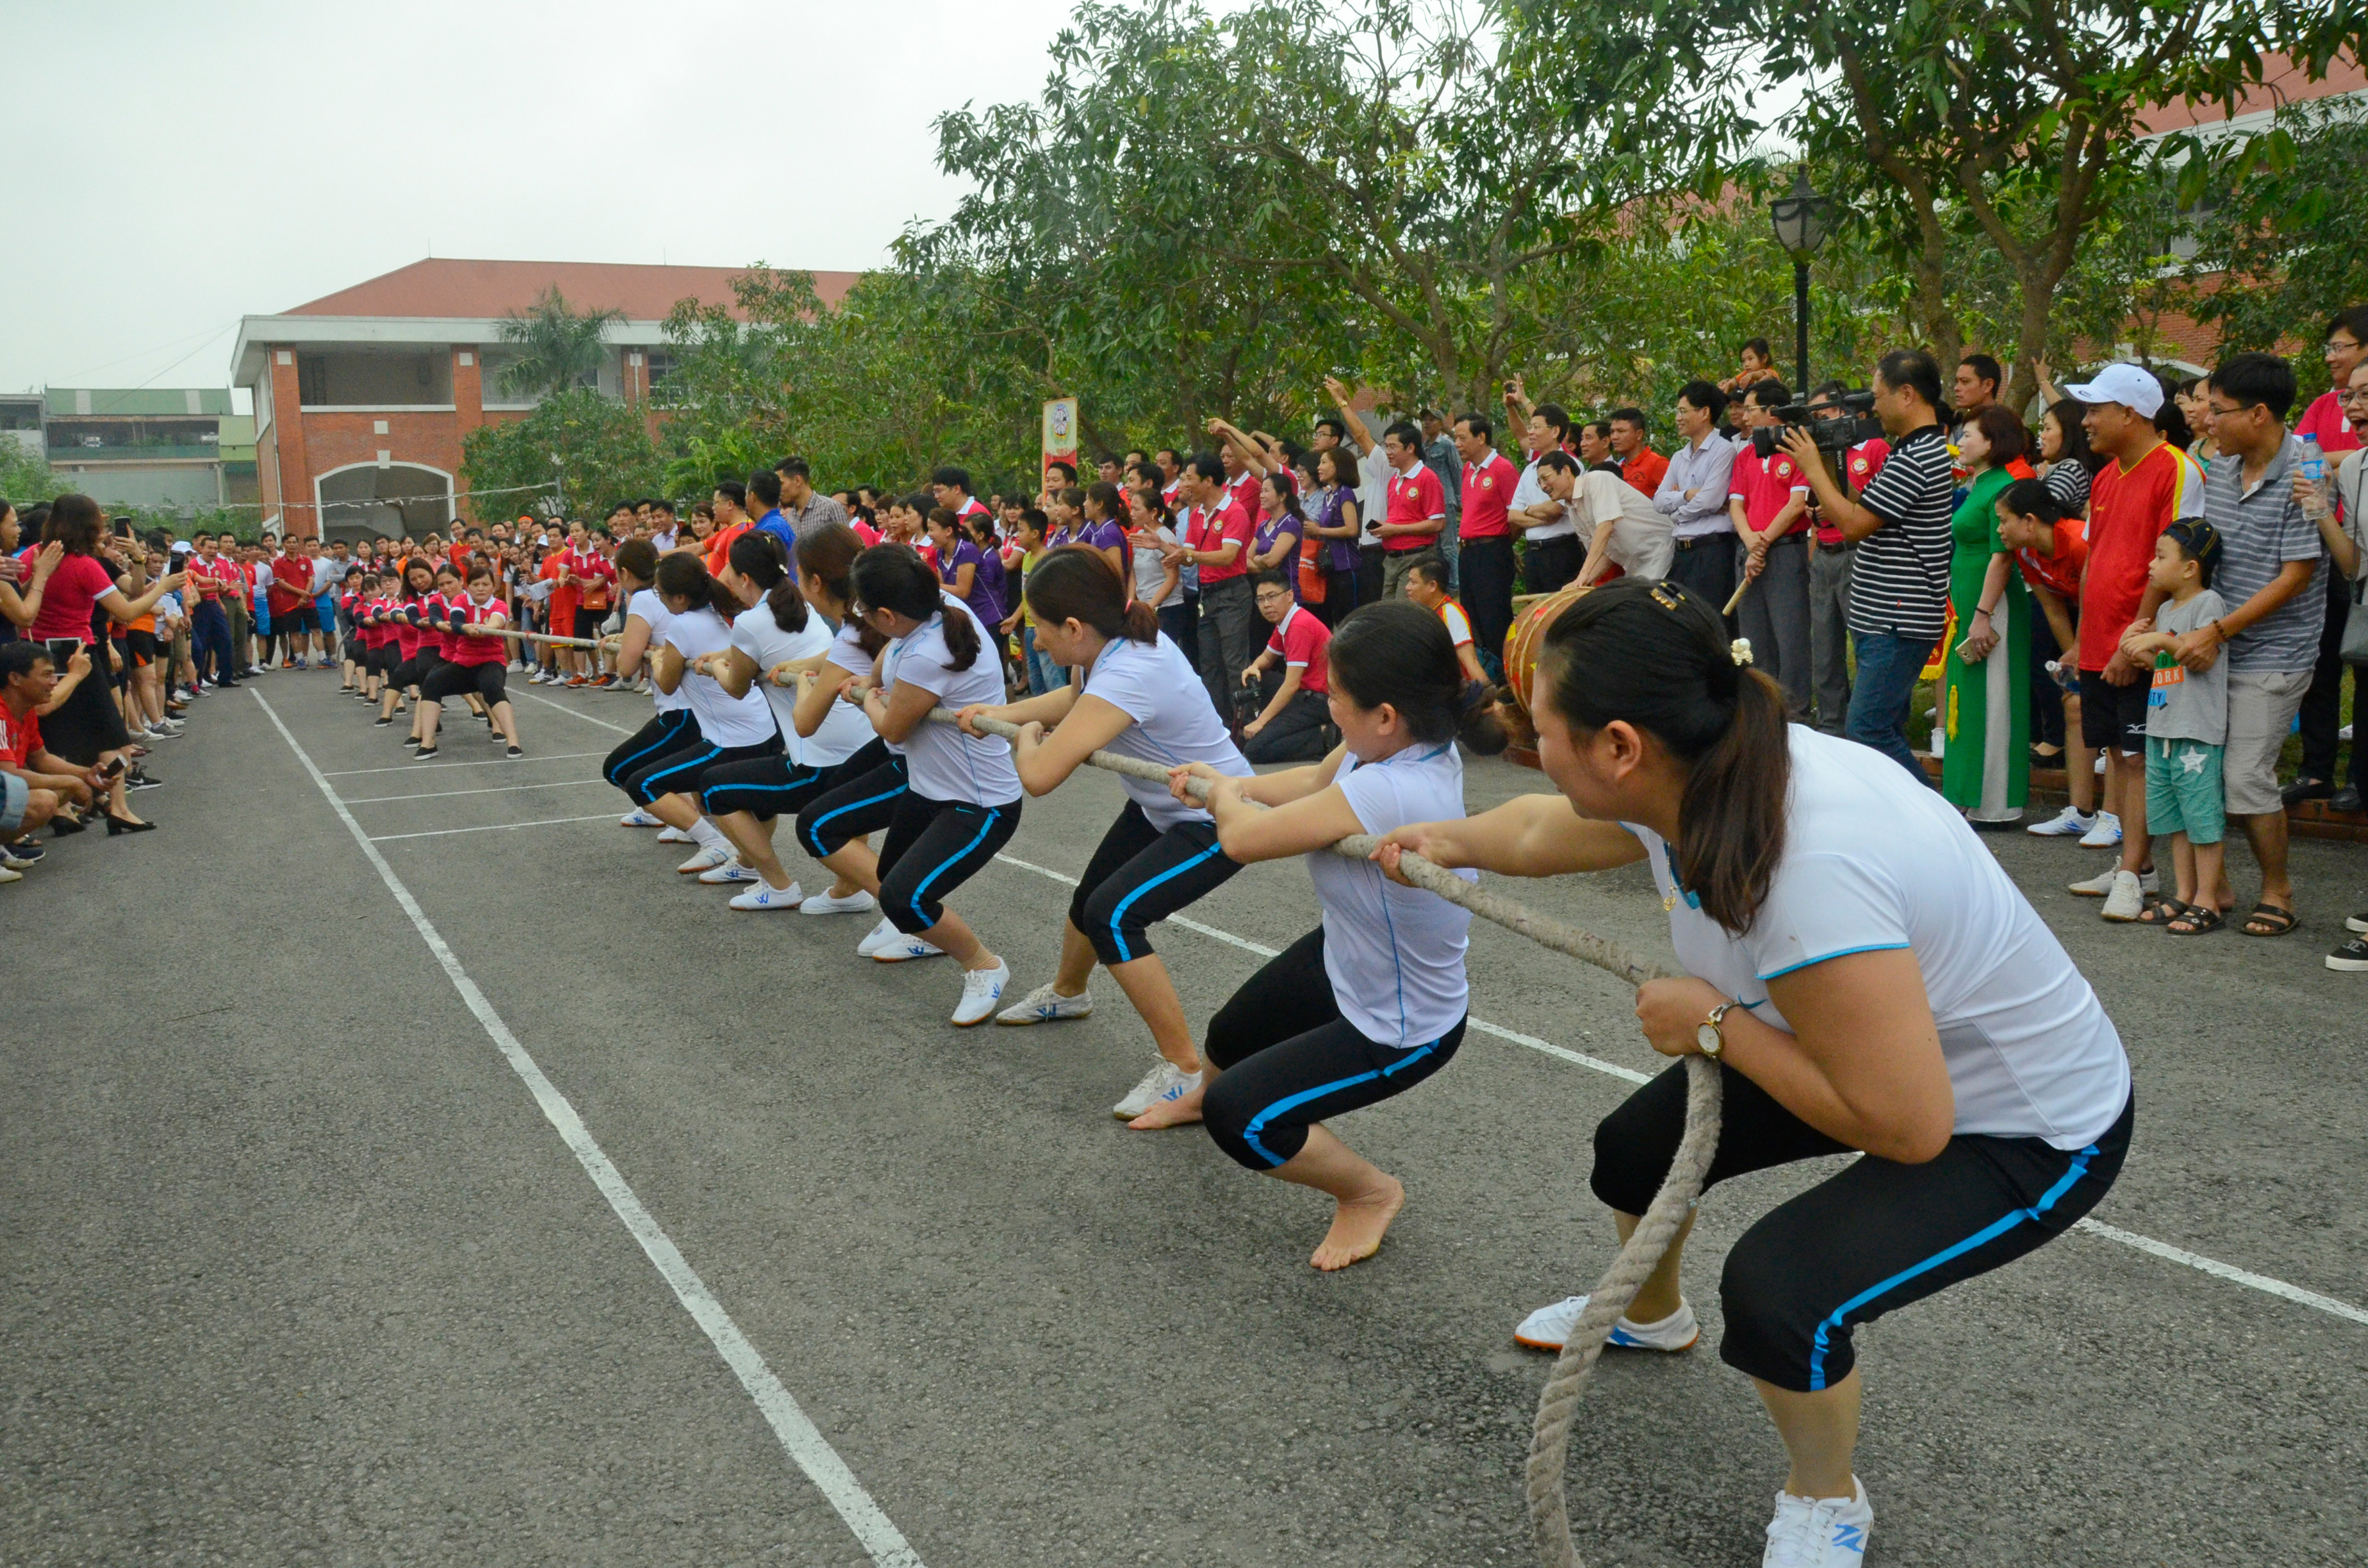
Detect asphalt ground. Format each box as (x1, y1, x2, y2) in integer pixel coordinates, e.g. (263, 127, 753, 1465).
(6, 671, 2365, 1567)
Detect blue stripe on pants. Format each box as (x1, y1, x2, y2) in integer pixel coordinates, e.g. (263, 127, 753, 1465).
(901, 808, 1003, 929)
(1805, 1143, 2098, 1389)
(802, 780, 905, 858)
(1241, 1042, 1437, 1168)
(1106, 842, 1225, 963)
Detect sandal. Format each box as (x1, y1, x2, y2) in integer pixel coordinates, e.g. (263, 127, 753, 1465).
(2133, 898, 2191, 926)
(2167, 904, 2223, 935)
(2241, 902, 2299, 938)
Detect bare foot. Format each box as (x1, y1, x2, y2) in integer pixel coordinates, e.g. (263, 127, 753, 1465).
(1126, 1079, 1206, 1130)
(1311, 1174, 1404, 1271)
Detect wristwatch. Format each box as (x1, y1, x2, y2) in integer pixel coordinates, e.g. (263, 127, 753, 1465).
(1696, 1001, 1739, 1059)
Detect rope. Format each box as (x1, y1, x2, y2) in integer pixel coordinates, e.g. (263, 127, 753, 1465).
(926, 705, 1724, 1568)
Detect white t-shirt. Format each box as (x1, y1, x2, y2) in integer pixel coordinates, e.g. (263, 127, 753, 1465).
(1307, 742, 1476, 1047)
(878, 596, 1022, 804)
(1130, 525, 1184, 608)
(1627, 726, 2130, 1150)
(1356, 438, 1394, 549)
(730, 601, 834, 762)
(664, 605, 777, 747)
(627, 588, 686, 714)
(1077, 633, 1251, 829)
(1514, 456, 1575, 541)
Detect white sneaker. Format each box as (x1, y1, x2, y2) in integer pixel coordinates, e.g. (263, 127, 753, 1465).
(655, 825, 691, 844)
(676, 844, 732, 874)
(619, 808, 662, 828)
(1513, 1295, 1700, 1353)
(2076, 810, 2122, 847)
(1762, 1478, 1871, 1567)
(855, 917, 903, 958)
(698, 858, 759, 884)
(873, 930, 946, 963)
(798, 887, 878, 915)
(0, 865, 19, 884)
(951, 960, 1012, 1025)
(2025, 804, 2093, 837)
(1121, 1061, 1203, 1118)
(2100, 869, 2146, 921)
(729, 881, 804, 911)
(996, 982, 1094, 1025)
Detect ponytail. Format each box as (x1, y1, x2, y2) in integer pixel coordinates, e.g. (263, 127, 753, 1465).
(728, 528, 809, 634)
(850, 543, 980, 669)
(798, 522, 884, 656)
(1022, 545, 1158, 644)
(654, 550, 742, 622)
(1326, 599, 1509, 756)
(1539, 577, 1790, 932)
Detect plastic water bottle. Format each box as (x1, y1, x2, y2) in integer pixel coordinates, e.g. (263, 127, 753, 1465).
(2300, 432, 2325, 486)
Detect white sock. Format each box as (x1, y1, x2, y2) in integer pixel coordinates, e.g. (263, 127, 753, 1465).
(689, 818, 729, 851)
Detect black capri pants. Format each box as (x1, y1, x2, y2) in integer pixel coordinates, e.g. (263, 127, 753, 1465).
(875, 790, 1021, 935)
(699, 753, 835, 821)
(1071, 800, 1244, 966)
(1592, 1062, 2133, 1394)
(390, 649, 440, 690)
(604, 710, 698, 790)
(422, 660, 508, 705)
(622, 731, 782, 808)
(1201, 926, 1463, 1172)
(794, 741, 906, 859)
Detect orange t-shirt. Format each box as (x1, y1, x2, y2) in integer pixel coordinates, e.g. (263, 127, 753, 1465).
(705, 520, 750, 576)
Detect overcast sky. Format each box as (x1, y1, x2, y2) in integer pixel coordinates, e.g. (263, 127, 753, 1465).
(1, 0, 1080, 396)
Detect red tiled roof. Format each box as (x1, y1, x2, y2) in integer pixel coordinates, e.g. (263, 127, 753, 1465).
(2138, 53, 2364, 135)
(283, 257, 861, 320)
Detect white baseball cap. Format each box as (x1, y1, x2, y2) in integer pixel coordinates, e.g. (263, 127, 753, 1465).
(2064, 363, 2164, 418)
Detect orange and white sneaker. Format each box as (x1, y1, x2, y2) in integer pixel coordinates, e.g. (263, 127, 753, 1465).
(1513, 1295, 1699, 1353)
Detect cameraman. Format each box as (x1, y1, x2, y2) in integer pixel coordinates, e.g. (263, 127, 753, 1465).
(1782, 350, 1953, 780)
(1804, 381, 1891, 735)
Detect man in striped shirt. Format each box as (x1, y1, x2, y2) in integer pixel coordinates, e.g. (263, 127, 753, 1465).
(1783, 349, 1954, 780)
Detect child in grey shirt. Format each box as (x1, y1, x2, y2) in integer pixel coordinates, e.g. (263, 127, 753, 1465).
(2120, 518, 2227, 932)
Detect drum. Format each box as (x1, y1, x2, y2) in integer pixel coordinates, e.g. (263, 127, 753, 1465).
(1501, 584, 1590, 722)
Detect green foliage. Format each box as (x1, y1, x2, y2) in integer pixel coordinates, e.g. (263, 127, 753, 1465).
(0, 440, 56, 507)
(458, 390, 662, 521)
(2180, 100, 2368, 391)
(495, 286, 626, 401)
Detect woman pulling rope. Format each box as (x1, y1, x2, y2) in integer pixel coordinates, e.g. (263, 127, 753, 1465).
(1378, 577, 2134, 1567)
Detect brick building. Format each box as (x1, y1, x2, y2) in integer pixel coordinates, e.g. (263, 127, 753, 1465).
(229, 258, 857, 541)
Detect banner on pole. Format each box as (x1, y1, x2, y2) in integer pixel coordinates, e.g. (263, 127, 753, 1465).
(1041, 397, 1079, 480)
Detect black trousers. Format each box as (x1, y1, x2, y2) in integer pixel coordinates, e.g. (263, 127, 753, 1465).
(1522, 534, 1584, 596)
(1355, 547, 1385, 608)
(1243, 687, 1331, 764)
(624, 732, 782, 808)
(421, 660, 507, 705)
(1665, 534, 1737, 626)
(1591, 1062, 2132, 1393)
(875, 790, 1021, 934)
(699, 753, 835, 822)
(1458, 535, 1515, 679)
(1069, 801, 1244, 965)
(795, 742, 907, 858)
(1201, 927, 1464, 1170)
(2296, 569, 2365, 790)
(604, 710, 697, 790)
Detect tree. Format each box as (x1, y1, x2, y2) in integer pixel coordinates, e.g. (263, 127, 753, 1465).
(1512, 0, 2364, 404)
(0, 440, 56, 507)
(458, 389, 662, 521)
(494, 286, 626, 402)
(2180, 97, 2368, 389)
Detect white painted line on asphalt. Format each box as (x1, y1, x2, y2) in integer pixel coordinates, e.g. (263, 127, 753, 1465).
(2073, 1220, 2368, 1327)
(369, 814, 623, 843)
(325, 751, 606, 776)
(990, 844, 2365, 1328)
(255, 692, 925, 1568)
(341, 777, 607, 804)
(519, 689, 636, 735)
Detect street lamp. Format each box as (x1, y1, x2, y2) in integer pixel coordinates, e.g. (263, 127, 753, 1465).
(1769, 165, 1833, 395)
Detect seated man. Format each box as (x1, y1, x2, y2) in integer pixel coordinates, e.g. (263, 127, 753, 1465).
(1, 642, 106, 856)
(1238, 572, 1335, 764)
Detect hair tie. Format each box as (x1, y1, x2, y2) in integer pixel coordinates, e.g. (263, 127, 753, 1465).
(1729, 638, 1754, 667)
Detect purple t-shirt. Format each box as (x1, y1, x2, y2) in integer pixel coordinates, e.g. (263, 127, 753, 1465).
(974, 546, 1009, 625)
(1312, 487, 1358, 571)
(1253, 513, 1305, 593)
(937, 537, 1003, 628)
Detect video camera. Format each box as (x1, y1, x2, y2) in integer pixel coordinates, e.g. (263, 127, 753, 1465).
(1750, 388, 1880, 461)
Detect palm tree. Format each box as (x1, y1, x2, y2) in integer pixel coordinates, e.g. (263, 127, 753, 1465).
(494, 286, 625, 401)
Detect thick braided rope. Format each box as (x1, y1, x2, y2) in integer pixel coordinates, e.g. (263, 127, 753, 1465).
(929, 706, 1724, 1568)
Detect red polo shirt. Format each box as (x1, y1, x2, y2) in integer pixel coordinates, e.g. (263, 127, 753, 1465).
(1620, 445, 1669, 498)
(0, 701, 41, 770)
(1458, 453, 1518, 541)
(1383, 463, 1447, 553)
(1187, 499, 1257, 584)
(1265, 605, 1331, 693)
(1728, 446, 1811, 538)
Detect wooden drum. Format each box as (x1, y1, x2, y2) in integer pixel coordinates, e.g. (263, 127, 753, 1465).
(1497, 585, 1589, 758)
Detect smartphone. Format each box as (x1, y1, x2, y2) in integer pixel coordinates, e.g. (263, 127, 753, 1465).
(46, 638, 81, 667)
(99, 756, 127, 781)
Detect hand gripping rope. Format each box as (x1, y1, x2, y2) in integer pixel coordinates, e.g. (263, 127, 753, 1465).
(928, 706, 1722, 1568)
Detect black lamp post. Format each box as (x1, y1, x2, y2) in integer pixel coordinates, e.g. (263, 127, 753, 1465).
(1769, 166, 1833, 395)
